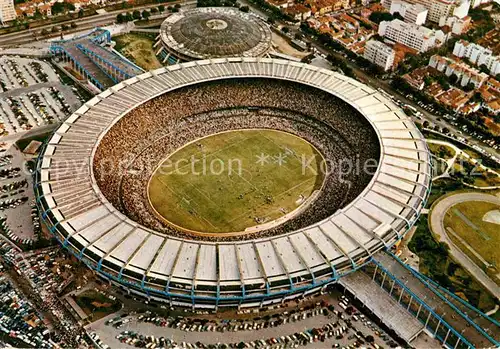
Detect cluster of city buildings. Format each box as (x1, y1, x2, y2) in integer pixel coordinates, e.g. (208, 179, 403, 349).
(305, 12, 376, 53)
(402, 48, 500, 114)
(0, 0, 99, 23)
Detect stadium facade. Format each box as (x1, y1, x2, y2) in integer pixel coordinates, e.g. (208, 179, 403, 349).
(154, 7, 272, 64)
(34, 58, 431, 310)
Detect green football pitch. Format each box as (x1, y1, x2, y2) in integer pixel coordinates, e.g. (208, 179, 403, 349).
(148, 129, 325, 235)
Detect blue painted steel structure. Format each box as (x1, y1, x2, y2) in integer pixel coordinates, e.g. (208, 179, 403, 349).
(49, 28, 143, 91)
(387, 252, 500, 347)
(369, 258, 475, 349)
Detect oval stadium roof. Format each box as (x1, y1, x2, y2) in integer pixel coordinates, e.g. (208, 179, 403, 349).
(35, 58, 431, 303)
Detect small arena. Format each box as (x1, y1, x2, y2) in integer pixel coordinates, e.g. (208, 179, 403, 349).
(35, 59, 431, 309)
(155, 7, 272, 64)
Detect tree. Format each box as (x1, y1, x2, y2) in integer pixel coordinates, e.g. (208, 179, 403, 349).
(51, 2, 65, 14)
(141, 10, 150, 20)
(423, 120, 430, 128)
(151, 7, 158, 13)
(158, 4, 165, 12)
(41, 28, 49, 36)
(171, 7, 179, 12)
(51, 26, 59, 33)
(449, 73, 458, 85)
(116, 13, 125, 23)
(369, 11, 393, 24)
(78, 8, 84, 18)
(61, 23, 69, 31)
(51, 1, 75, 14)
(281, 26, 290, 34)
(365, 335, 375, 343)
(132, 9, 141, 20)
(239, 5, 249, 12)
(174, 3, 181, 8)
(479, 64, 488, 74)
(463, 82, 475, 92)
(70, 22, 77, 28)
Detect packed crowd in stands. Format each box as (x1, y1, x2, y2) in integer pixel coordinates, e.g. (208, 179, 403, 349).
(93, 78, 380, 241)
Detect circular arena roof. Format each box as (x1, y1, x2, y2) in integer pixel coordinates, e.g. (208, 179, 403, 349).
(159, 8, 272, 60)
(36, 58, 431, 301)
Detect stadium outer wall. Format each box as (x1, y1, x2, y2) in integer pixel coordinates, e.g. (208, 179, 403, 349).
(34, 58, 432, 310)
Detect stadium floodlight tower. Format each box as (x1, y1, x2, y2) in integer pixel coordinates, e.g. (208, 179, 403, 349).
(155, 7, 272, 64)
(34, 58, 431, 311)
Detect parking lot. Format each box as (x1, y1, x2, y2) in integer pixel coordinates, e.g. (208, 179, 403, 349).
(88, 290, 399, 349)
(0, 144, 39, 244)
(0, 56, 82, 137)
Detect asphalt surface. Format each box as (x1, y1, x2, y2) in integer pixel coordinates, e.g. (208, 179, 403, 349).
(0, 1, 196, 46)
(429, 192, 500, 300)
(87, 291, 395, 349)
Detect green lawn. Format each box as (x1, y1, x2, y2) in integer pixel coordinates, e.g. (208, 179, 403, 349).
(427, 142, 455, 160)
(113, 33, 162, 71)
(148, 129, 325, 234)
(443, 201, 500, 271)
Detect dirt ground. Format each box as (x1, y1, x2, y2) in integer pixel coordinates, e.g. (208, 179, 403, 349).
(114, 33, 162, 71)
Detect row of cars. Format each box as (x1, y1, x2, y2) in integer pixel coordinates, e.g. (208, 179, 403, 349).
(133, 305, 331, 334)
(0, 57, 57, 92)
(0, 57, 78, 137)
(16, 247, 85, 346)
(0, 276, 56, 348)
(0, 87, 69, 135)
(402, 93, 500, 163)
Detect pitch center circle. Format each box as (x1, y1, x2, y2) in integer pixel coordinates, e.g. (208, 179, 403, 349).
(205, 19, 228, 30)
(147, 129, 326, 236)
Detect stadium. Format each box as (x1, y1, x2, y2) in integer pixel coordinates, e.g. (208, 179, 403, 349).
(155, 7, 272, 64)
(34, 58, 431, 309)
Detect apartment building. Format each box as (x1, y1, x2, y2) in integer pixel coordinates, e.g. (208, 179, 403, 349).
(429, 54, 489, 88)
(383, 0, 468, 23)
(378, 19, 447, 52)
(0, 0, 16, 23)
(453, 40, 500, 76)
(364, 40, 396, 71)
(390, 1, 428, 24)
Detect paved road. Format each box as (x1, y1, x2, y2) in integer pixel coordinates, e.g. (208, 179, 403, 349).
(429, 192, 500, 300)
(87, 292, 393, 349)
(0, 1, 196, 46)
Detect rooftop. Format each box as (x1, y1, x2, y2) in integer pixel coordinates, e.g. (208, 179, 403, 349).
(159, 7, 272, 60)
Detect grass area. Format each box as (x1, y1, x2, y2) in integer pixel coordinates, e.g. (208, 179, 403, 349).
(74, 290, 121, 322)
(148, 129, 325, 234)
(472, 171, 500, 187)
(426, 178, 466, 207)
(443, 201, 500, 272)
(431, 157, 447, 177)
(408, 216, 497, 311)
(113, 33, 162, 71)
(427, 142, 456, 160)
(15, 131, 52, 152)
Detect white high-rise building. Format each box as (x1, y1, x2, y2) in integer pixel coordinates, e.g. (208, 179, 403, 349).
(453, 40, 500, 76)
(0, 0, 16, 23)
(390, 1, 428, 24)
(385, 0, 469, 23)
(378, 19, 448, 52)
(364, 40, 396, 71)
